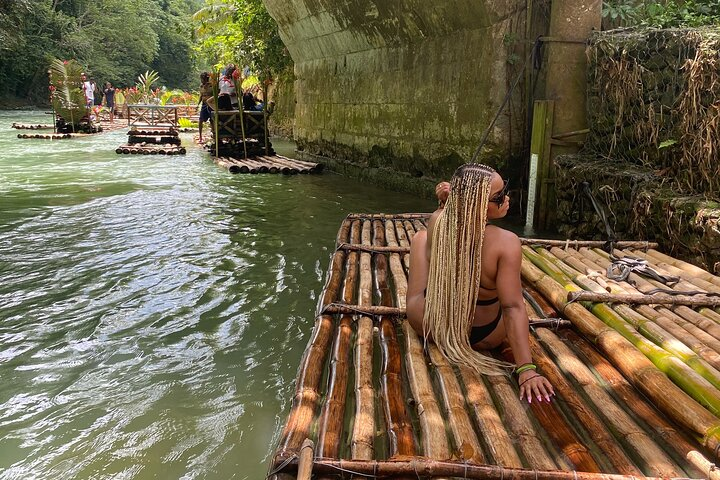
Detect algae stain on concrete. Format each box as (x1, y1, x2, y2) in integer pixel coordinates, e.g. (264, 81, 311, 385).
(264, 0, 531, 189)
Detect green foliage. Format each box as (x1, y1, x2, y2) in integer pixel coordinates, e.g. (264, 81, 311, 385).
(48, 58, 88, 127)
(178, 117, 199, 128)
(603, 1, 720, 27)
(0, 0, 203, 104)
(193, 0, 292, 83)
(137, 70, 161, 101)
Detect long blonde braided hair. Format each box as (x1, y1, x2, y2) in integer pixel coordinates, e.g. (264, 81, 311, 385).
(423, 163, 514, 375)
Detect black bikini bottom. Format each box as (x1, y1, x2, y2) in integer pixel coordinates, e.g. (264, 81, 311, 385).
(469, 307, 503, 345)
(423, 289, 502, 344)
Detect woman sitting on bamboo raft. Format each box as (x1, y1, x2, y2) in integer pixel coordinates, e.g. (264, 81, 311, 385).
(406, 163, 554, 403)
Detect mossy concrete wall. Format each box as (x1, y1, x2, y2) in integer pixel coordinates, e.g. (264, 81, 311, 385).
(263, 0, 530, 183)
(268, 75, 296, 138)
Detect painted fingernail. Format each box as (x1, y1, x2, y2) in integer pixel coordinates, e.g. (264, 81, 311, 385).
(545, 396, 550, 402)
(528, 397, 532, 404)
(537, 396, 542, 402)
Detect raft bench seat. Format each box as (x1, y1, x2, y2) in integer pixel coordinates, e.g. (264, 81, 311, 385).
(212, 110, 267, 140)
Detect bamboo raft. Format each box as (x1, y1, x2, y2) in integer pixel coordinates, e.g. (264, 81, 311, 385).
(213, 155, 323, 175)
(116, 127, 186, 155)
(17, 133, 73, 140)
(115, 144, 186, 155)
(269, 213, 720, 480)
(12, 123, 54, 130)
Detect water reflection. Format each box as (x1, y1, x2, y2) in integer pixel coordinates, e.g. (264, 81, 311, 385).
(0, 110, 435, 479)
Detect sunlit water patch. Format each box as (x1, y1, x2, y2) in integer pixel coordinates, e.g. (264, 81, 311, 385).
(0, 110, 435, 479)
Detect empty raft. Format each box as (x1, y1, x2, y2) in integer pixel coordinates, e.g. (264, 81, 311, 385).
(115, 144, 186, 155)
(12, 123, 54, 130)
(213, 155, 322, 174)
(17, 133, 73, 140)
(268, 212, 720, 480)
(116, 127, 185, 155)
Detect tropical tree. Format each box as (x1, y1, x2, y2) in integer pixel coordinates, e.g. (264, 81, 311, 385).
(193, 0, 292, 91)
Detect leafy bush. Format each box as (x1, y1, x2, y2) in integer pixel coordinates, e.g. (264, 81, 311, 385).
(603, 1, 720, 27)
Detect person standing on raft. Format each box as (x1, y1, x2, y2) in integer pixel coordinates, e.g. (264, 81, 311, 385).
(406, 163, 554, 403)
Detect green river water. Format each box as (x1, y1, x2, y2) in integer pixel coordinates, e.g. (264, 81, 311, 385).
(0, 110, 436, 479)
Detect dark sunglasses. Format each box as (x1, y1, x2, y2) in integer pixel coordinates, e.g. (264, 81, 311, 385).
(489, 180, 509, 206)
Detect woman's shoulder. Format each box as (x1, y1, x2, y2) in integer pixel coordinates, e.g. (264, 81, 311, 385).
(486, 225, 520, 248)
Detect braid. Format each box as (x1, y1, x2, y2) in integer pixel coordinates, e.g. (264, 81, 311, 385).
(423, 163, 513, 375)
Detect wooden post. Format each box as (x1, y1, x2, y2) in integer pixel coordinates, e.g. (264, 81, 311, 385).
(540, 0, 601, 230)
(528, 100, 554, 230)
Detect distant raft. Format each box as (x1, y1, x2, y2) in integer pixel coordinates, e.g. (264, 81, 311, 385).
(17, 133, 73, 140)
(116, 127, 185, 155)
(214, 155, 323, 174)
(12, 123, 54, 130)
(268, 212, 720, 480)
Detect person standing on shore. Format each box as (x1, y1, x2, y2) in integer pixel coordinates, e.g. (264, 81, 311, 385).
(104, 82, 116, 122)
(81, 73, 93, 108)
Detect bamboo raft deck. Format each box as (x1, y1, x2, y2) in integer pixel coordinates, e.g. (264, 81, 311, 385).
(269, 213, 720, 480)
(213, 155, 323, 175)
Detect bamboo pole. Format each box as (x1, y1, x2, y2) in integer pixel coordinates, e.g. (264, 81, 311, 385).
(389, 211, 451, 460)
(559, 328, 715, 480)
(275, 220, 350, 456)
(215, 157, 241, 174)
(276, 154, 320, 170)
(577, 248, 720, 341)
(522, 282, 559, 318)
(373, 219, 415, 457)
(316, 221, 360, 459)
(267, 155, 313, 173)
(528, 334, 643, 475)
(483, 372, 560, 470)
(346, 213, 431, 220)
(384, 221, 408, 315)
(549, 247, 720, 389)
(637, 305, 720, 370)
(273, 456, 704, 480)
(567, 290, 720, 307)
(535, 329, 683, 477)
(427, 345, 486, 464)
(263, 155, 299, 174)
(297, 438, 314, 480)
(495, 347, 602, 473)
(225, 158, 252, 173)
(520, 256, 720, 453)
(336, 243, 408, 253)
(351, 220, 375, 460)
(528, 246, 720, 415)
(392, 220, 411, 271)
(457, 366, 523, 467)
(520, 239, 657, 249)
(646, 249, 720, 288)
(625, 249, 717, 292)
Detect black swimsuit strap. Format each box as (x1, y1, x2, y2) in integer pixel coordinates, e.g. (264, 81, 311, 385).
(476, 297, 499, 306)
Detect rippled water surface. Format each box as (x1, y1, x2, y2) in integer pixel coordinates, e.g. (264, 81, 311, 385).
(0, 110, 435, 479)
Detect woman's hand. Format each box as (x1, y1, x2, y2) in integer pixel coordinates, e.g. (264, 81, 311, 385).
(435, 181, 450, 207)
(518, 370, 554, 403)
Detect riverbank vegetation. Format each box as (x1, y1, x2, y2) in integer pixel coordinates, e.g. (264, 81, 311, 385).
(602, 1, 720, 27)
(0, 0, 291, 107)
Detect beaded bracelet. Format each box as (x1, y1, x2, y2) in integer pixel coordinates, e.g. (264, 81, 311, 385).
(518, 374, 541, 387)
(515, 363, 537, 375)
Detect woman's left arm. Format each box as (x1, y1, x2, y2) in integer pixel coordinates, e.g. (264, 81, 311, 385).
(496, 233, 554, 403)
